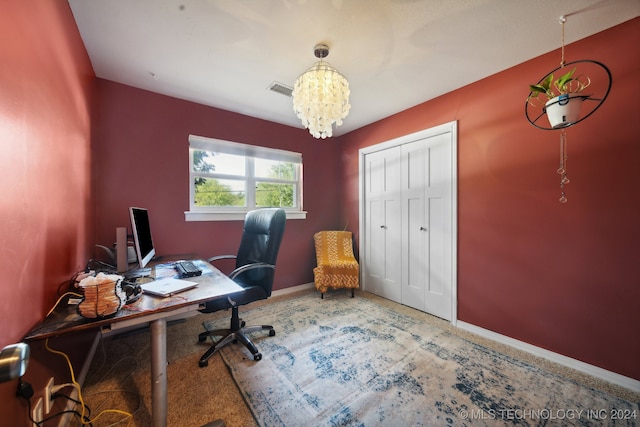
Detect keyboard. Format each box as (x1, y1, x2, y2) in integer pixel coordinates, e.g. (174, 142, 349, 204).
(174, 261, 202, 278)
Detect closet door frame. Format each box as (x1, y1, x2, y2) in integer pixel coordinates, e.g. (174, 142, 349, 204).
(358, 121, 458, 324)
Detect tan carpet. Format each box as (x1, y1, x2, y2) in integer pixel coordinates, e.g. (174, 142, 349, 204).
(69, 289, 638, 426)
(69, 302, 260, 427)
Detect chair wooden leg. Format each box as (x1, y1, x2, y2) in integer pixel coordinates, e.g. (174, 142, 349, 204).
(321, 293, 324, 299)
(351, 288, 355, 298)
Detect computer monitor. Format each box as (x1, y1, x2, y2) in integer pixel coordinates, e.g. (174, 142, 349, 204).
(129, 207, 156, 269)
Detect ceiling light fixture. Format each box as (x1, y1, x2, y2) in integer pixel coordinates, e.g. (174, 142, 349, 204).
(292, 44, 351, 139)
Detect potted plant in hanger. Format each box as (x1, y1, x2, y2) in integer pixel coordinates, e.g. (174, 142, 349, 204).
(527, 67, 591, 128)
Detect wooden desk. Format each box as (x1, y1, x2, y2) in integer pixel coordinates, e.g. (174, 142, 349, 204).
(25, 258, 243, 427)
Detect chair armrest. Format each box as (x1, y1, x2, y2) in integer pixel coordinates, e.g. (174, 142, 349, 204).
(229, 262, 275, 280)
(207, 254, 237, 263)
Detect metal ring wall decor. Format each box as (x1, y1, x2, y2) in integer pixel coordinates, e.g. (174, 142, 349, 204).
(525, 59, 612, 131)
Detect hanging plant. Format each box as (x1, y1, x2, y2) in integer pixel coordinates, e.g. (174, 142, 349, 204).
(527, 67, 591, 128)
(523, 14, 612, 204)
(526, 67, 591, 106)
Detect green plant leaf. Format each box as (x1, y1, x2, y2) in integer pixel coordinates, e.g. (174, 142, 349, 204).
(529, 84, 546, 94)
(540, 73, 554, 90)
(555, 68, 576, 89)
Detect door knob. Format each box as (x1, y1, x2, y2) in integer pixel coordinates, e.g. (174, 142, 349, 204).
(380, 225, 386, 229)
(419, 226, 427, 231)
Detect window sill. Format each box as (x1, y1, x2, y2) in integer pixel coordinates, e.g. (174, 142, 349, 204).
(184, 210, 307, 222)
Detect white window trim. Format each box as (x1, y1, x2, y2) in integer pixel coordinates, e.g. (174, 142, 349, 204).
(185, 210, 307, 222)
(185, 135, 307, 221)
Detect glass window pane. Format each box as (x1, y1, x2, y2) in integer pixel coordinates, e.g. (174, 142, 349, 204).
(193, 151, 245, 176)
(255, 158, 295, 180)
(194, 178, 246, 207)
(192, 150, 213, 173)
(189, 137, 303, 215)
(255, 182, 295, 208)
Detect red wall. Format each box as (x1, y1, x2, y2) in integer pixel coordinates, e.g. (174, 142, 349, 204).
(338, 18, 640, 380)
(0, 2, 95, 425)
(1, 6, 637, 425)
(92, 80, 344, 291)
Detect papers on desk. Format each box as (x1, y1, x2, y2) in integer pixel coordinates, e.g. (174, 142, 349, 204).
(140, 277, 198, 297)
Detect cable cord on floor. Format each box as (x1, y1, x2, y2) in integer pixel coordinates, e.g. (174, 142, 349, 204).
(84, 335, 140, 389)
(81, 390, 144, 426)
(78, 336, 144, 424)
(45, 393, 94, 427)
(45, 339, 134, 425)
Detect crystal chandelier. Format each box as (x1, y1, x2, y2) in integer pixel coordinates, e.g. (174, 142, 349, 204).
(292, 44, 351, 139)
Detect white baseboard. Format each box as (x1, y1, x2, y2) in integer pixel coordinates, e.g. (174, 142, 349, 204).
(456, 320, 640, 394)
(272, 282, 315, 297)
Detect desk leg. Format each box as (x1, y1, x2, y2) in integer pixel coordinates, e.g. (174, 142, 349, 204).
(150, 318, 168, 427)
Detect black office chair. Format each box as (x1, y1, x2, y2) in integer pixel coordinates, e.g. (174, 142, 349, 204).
(198, 208, 286, 367)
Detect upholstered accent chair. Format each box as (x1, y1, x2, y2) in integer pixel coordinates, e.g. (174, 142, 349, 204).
(313, 231, 359, 298)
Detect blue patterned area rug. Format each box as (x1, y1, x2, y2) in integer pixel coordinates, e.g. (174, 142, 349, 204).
(203, 292, 638, 426)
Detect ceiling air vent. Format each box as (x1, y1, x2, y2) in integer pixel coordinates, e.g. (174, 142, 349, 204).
(268, 81, 293, 97)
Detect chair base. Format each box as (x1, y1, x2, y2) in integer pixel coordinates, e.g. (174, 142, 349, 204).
(198, 306, 275, 367)
(321, 288, 355, 299)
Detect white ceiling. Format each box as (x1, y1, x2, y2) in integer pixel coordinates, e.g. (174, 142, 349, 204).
(68, 0, 639, 137)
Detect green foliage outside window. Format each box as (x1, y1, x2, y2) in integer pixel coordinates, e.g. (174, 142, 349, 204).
(193, 150, 213, 186)
(193, 151, 242, 206)
(194, 178, 245, 206)
(256, 163, 295, 208)
(193, 152, 295, 208)
(256, 182, 294, 207)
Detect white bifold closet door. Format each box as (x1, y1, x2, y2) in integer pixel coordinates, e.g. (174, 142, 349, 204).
(360, 122, 457, 321)
(363, 145, 402, 302)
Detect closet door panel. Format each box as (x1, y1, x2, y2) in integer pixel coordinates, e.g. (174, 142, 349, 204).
(366, 199, 385, 296)
(363, 147, 402, 302)
(383, 198, 402, 302)
(404, 196, 427, 310)
(402, 141, 427, 311)
(424, 134, 452, 320)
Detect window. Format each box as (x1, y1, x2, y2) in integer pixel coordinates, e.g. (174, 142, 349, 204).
(186, 135, 306, 221)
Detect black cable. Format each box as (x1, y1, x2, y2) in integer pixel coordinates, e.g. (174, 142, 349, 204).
(57, 271, 81, 295)
(85, 258, 117, 273)
(57, 278, 72, 295)
(57, 268, 92, 296)
(52, 392, 92, 416)
(40, 409, 93, 427)
(48, 393, 94, 426)
(57, 259, 120, 296)
(25, 398, 37, 426)
(16, 379, 40, 426)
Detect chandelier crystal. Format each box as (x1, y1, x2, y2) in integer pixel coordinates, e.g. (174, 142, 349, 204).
(292, 44, 351, 139)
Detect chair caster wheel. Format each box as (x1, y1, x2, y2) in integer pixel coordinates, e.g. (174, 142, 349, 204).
(198, 335, 207, 343)
(241, 320, 246, 327)
(199, 359, 208, 368)
(254, 353, 262, 361)
(269, 329, 276, 337)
